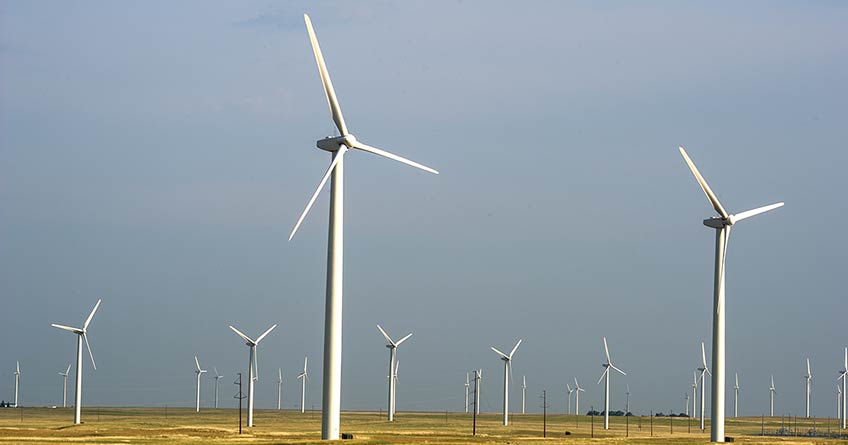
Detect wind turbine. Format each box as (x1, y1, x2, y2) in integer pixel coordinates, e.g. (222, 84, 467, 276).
(59, 364, 71, 408)
(278, 368, 283, 411)
(465, 373, 470, 414)
(838, 383, 843, 424)
(692, 371, 698, 420)
(475, 369, 482, 415)
(566, 384, 574, 415)
(297, 356, 308, 414)
(376, 325, 412, 422)
(228, 323, 277, 427)
(51, 298, 101, 424)
(574, 378, 585, 415)
(841, 347, 847, 429)
(213, 368, 223, 409)
(769, 374, 776, 417)
(288, 13, 439, 441)
(685, 393, 690, 417)
(804, 358, 811, 418)
(491, 339, 522, 426)
(12, 362, 20, 408)
(734, 372, 739, 418)
(194, 356, 207, 412)
(625, 384, 630, 414)
(697, 341, 711, 431)
(678, 146, 784, 442)
(597, 337, 626, 430)
(521, 376, 526, 415)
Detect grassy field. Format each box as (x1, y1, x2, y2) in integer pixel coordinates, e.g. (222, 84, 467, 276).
(0, 407, 845, 444)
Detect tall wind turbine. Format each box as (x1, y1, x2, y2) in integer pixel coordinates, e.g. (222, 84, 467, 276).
(566, 384, 574, 415)
(521, 376, 527, 415)
(213, 368, 223, 409)
(769, 375, 776, 417)
(491, 339, 522, 426)
(288, 13, 439, 441)
(697, 342, 711, 431)
(51, 298, 101, 424)
(59, 364, 71, 408)
(841, 347, 847, 429)
(804, 358, 811, 418)
(679, 146, 784, 442)
(685, 393, 690, 417)
(376, 325, 412, 422)
(597, 337, 626, 430)
(228, 324, 277, 427)
(574, 378, 585, 415)
(278, 368, 283, 411)
(297, 356, 309, 414)
(465, 373, 470, 414)
(692, 371, 698, 420)
(12, 362, 20, 408)
(194, 356, 207, 412)
(734, 372, 739, 418)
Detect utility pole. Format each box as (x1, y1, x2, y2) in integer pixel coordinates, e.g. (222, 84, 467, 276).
(591, 405, 594, 438)
(234, 373, 246, 434)
(472, 370, 479, 436)
(540, 390, 548, 438)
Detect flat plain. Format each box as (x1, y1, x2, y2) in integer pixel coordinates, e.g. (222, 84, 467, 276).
(0, 407, 845, 444)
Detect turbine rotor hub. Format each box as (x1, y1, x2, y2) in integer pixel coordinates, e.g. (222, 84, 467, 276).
(703, 216, 729, 229)
(316, 134, 356, 152)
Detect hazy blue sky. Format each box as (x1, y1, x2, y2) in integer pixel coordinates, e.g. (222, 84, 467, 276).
(1, 1, 845, 418)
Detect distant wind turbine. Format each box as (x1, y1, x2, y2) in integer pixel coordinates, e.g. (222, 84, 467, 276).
(376, 325, 412, 422)
(59, 364, 71, 408)
(465, 373, 470, 414)
(297, 356, 309, 414)
(475, 369, 482, 415)
(51, 298, 101, 424)
(597, 337, 626, 430)
(288, 13, 439, 440)
(213, 368, 223, 409)
(521, 376, 527, 415)
(679, 146, 784, 442)
(804, 358, 811, 418)
(839, 347, 846, 429)
(769, 375, 777, 417)
(574, 378, 585, 415)
(491, 339, 522, 426)
(697, 342, 711, 431)
(228, 323, 277, 427)
(566, 384, 574, 415)
(278, 368, 283, 411)
(13, 362, 20, 408)
(685, 393, 690, 417)
(194, 356, 207, 412)
(692, 371, 698, 420)
(734, 372, 739, 418)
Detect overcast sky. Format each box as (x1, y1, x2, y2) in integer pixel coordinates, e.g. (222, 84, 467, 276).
(1, 1, 845, 417)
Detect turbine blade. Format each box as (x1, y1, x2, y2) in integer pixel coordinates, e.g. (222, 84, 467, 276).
(574, 377, 579, 388)
(279, 368, 283, 382)
(508, 360, 514, 385)
(195, 356, 201, 372)
(395, 333, 413, 347)
(51, 323, 81, 333)
(597, 368, 608, 385)
(731, 202, 784, 224)
(735, 372, 739, 388)
(701, 342, 707, 368)
(303, 13, 348, 135)
(228, 325, 255, 345)
(288, 146, 348, 240)
(705, 367, 712, 376)
(490, 347, 508, 359)
(83, 299, 102, 330)
(255, 324, 278, 344)
(350, 141, 439, 175)
(567, 383, 572, 392)
(66, 364, 72, 375)
(603, 337, 611, 364)
(376, 324, 394, 345)
(304, 356, 308, 372)
(509, 339, 522, 359)
(611, 364, 626, 376)
(83, 333, 96, 370)
(807, 358, 811, 377)
(254, 347, 260, 380)
(214, 367, 220, 378)
(17, 361, 20, 373)
(678, 146, 729, 219)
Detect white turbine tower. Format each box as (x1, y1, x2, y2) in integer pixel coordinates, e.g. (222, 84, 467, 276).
(465, 373, 470, 414)
(228, 324, 277, 427)
(376, 325, 412, 422)
(297, 356, 308, 414)
(12, 362, 20, 408)
(475, 369, 482, 415)
(838, 383, 843, 424)
(491, 339, 522, 426)
(391, 361, 400, 416)
(692, 371, 698, 420)
(804, 358, 811, 418)
(685, 393, 690, 417)
(566, 384, 574, 415)
(574, 378, 585, 415)
(278, 368, 283, 411)
(841, 347, 848, 429)
(59, 364, 71, 408)
(597, 337, 626, 430)
(697, 341, 711, 431)
(288, 13, 439, 441)
(194, 356, 207, 412)
(769, 375, 776, 417)
(213, 368, 223, 409)
(734, 372, 739, 418)
(521, 376, 526, 415)
(679, 146, 784, 442)
(51, 298, 101, 424)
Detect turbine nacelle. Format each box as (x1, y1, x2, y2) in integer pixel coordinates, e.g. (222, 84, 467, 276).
(317, 134, 357, 152)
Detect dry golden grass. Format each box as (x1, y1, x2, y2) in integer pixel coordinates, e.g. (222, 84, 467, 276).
(0, 407, 845, 444)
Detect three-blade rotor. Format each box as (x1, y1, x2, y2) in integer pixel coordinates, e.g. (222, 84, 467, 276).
(51, 299, 101, 370)
(195, 356, 207, 374)
(229, 324, 277, 379)
(288, 14, 439, 241)
(298, 356, 309, 382)
(698, 342, 711, 376)
(491, 339, 522, 383)
(599, 337, 626, 382)
(377, 324, 413, 349)
(574, 378, 585, 392)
